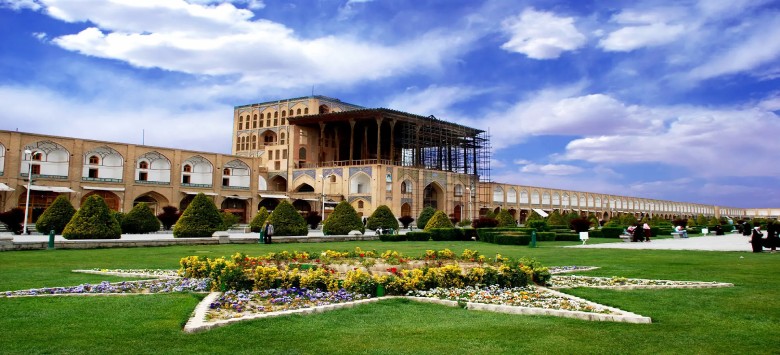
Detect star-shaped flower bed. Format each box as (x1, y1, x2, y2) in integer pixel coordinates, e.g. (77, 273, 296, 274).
(0, 249, 732, 333)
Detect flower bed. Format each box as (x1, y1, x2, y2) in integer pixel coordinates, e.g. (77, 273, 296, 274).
(206, 287, 369, 320)
(2, 278, 210, 297)
(409, 285, 616, 314)
(549, 275, 733, 289)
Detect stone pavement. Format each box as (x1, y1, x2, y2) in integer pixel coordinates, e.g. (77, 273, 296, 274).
(568, 232, 762, 252)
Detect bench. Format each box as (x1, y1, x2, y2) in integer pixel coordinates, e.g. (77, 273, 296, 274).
(671, 231, 688, 239)
(619, 234, 632, 242)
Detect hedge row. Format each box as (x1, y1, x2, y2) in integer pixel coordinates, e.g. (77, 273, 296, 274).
(379, 228, 477, 242)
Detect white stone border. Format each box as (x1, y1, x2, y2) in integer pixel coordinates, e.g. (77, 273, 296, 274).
(549, 266, 600, 274)
(72, 269, 181, 279)
(550, 276, 734, 290)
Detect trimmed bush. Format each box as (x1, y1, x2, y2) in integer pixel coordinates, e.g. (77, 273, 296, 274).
(547, 211, 566, 226)
(472, 217, 498, 228)
(429, 228, 463, 241)
(156, 206, 180, 230)
(35, 195, 75, 234)
(588, 230, 604, 238)
(406, 231, 431, 241)
(600, 227, 624, 238)
(249, 207, 269, 233)
(121, 202, 161, 234)
(379, 234, 406, 242)
(267, 200, 308, 236)
(417, 206, 436, 230)
(62, 195, 121, 240)
(526, 220, 549, 232)
(496, 210, 516, 227)
(494, 234, 531, 245)
(398, 215, 414, 229)
(367, 205, 399, 230)
(536, 231, 556, 241)
(220, 211, 239, 231)
(425, 210, 454, 230)
(322, 201, 364, 235)
(173, 193, 222, 238)
(554, 232, 580, 241)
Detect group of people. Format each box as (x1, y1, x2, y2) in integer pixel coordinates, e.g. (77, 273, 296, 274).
(259, 222, 274, 244)
(747, 223, 780, 253)
(627, 223, 652, 242)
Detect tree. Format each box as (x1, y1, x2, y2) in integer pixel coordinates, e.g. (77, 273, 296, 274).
(249, 206, 269, 232)
(696, 214, 708, 227)
(619, 213, 638, 226)
(547, 210, 566, 226)
(398, 215, 414, 229)
(157, 206, 180, 230)
(569, 217, 592, 232)
(417, 206, 436, 229)
(173, 193, 222, 238)
(267, 200, 308, 236)
(62, 195, 121, 240)
(366, 205, 399, 230)
(424, 210, 454, 230)
(322, 201, 364, 235)
(526, 210, 543, 222)
(496, 209, 515, 227)
(708, 216, 720, 226)
(35, 195, 75, 234)
(122, 202, 161, 234)
(220, 211, 239, 231)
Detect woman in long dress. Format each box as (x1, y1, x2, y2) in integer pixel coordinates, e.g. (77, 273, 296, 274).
(750, 225, 764, 253)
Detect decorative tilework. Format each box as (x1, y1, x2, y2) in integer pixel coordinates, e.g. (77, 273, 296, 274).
(348, 196, 371, 204)
(292, 169, 315, 181)
(401, 198, 413, 204)
(424, 171, 447, 190)
(322, 167, 343, 178)
(349, 166, 372, 178)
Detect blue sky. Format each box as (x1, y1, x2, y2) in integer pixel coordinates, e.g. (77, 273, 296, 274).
(1, 0, 780, 208)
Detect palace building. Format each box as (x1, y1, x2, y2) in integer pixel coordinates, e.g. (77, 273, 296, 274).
(0, 96, 761, 228)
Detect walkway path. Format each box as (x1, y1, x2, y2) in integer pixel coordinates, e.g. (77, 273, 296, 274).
(568, 233, 759, 252)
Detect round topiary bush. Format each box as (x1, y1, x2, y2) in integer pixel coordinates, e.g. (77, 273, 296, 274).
(267, 200, 308, 236)
(121, 202, 161, 234)
(173, 193, 222, 238)
(417, 206, 436, 230)
(249, 206, 269, 233)
(35, 195, 75, 234)
(62, 195, 122, 240)
(366, 205, 399, 231)
(322, 201, 364, 235)
(496, 209, 516, 227)
(424, 210, 454, 230)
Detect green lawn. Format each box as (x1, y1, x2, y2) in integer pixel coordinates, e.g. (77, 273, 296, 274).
(1, 240, 778, 354)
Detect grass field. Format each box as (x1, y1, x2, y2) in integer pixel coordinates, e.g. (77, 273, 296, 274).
(1, 239, 778, 354)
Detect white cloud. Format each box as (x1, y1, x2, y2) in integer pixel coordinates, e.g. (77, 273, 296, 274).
(513, 159, 531, 165)
(384, 85, 486, 119)
(500, 8, 586, 59)
(0, 0, 41, 11)
(521, 163, 583, 175)
(34, 0, 473, 89)
(338, 0, 372, 20)
(599, 23, 685, 52)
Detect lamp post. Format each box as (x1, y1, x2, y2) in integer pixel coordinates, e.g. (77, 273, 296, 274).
(320, 173, 333, 221)
(23, 149, 33, 235)
(466, 187, 472, 221)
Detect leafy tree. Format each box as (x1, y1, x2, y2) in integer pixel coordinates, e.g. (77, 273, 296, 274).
(35, 195, 75, 234)
(708, 216, 720, 226)
(619, 213, 638, 226)
(696, 214, 708, 227)
(496, 209, 515, 227)
(62, 195, 121, 239)
(547, 210, 566, 226)
(249, 207, 269, 232)
(472, 216, 498, 228)
(417, 206, 436, 230)
(526, 220, 549, 232)
(173, 193, 222, 238)
(322, 201, 364, 235)
(569, 217, 592, 232)
(122, 202, 161, 234)
(367, 205, 399, 230)
(156, 206, 180, 230)
(526, 210, 543, 222)
(564, 212, 580, 224)
(424, 210, 454, 230)
(484, 210, 497, 219)
(267, 200, 308, 236)
(220, 211, 239, 231)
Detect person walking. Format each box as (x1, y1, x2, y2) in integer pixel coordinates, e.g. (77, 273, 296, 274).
(750, 225, 764, 253)
(766, 223, 779, 253)
(264, 222, 274, 244)
(643, 223, 651, 242)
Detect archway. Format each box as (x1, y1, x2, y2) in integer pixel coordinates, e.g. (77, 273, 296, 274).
(422, 183, 443, 210)
(292, 199, 312, 216)
(82, 190, 120, 211)
(401, 203, 411, 217)
(258, 198, 280, 212)
(221, 198, 248, 223)
(453, 204, 462, 222)
(17, 190, 61, 223)
(133, 191, 169, 216)
(269, 176, 287, 192)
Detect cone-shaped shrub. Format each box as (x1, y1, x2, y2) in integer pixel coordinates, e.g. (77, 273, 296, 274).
(249, 206, 269, 232)
(173, 193, 222, 238)
(122, 202, 161, 234)
(62, 195, 121, 240)
(35, 195, 75, 234)
(367, 205, 399, 230)
(547, 210, 566, 226)
(323, 201, 364, 235)
(526, 210, 543, 222)
(496, 209, 516, 227)
(424, 210, 454, 230)
(267, 200, 308, 236)
(417, 206, 436, 230)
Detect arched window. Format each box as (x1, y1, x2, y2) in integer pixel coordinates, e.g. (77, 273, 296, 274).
(330, 175, 336, 183)
(238, 116, 243, 130)
(183, 164, 192, 173)
(281, 110, 286, 117)
(280, 132, 286, 145)
(274, 111, 278, 118)
(297, 108, 302, 115)
(88, 155, 99, 165)
(251, 135, 257, 149)
(299, 147, 307, 160)
(304, 107, 309, 114)
(32, 152, 42, 161)
(358, 201, 364, 208)
(138, 161, 148, 169)
(288, 109, 293, 116)
(223, 168, 230, 175)
(253, 114, 258, 128)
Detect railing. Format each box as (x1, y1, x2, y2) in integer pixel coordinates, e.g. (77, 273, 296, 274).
(21, 173, 67, 180)
(135, 180, 171, 185)
(81, 177, 123, 183)
(181, 183, 212, 188)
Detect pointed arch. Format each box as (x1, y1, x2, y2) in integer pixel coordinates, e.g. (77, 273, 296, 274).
(423, 182, 444, 210)
(349, 172, 371, 194)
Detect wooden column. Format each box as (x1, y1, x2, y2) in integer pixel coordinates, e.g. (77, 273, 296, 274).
(319, 122, 326, 164)
(389, 119, 396, 164)
(375, 115, 383, 162)
(349, 119, 356, 164)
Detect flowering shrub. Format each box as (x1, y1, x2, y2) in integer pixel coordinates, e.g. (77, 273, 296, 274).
(343, 269, 378, 295)
(299, 268, 339, 292)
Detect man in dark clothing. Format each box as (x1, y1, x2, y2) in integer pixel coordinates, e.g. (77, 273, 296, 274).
(264, 222, 274, 244)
